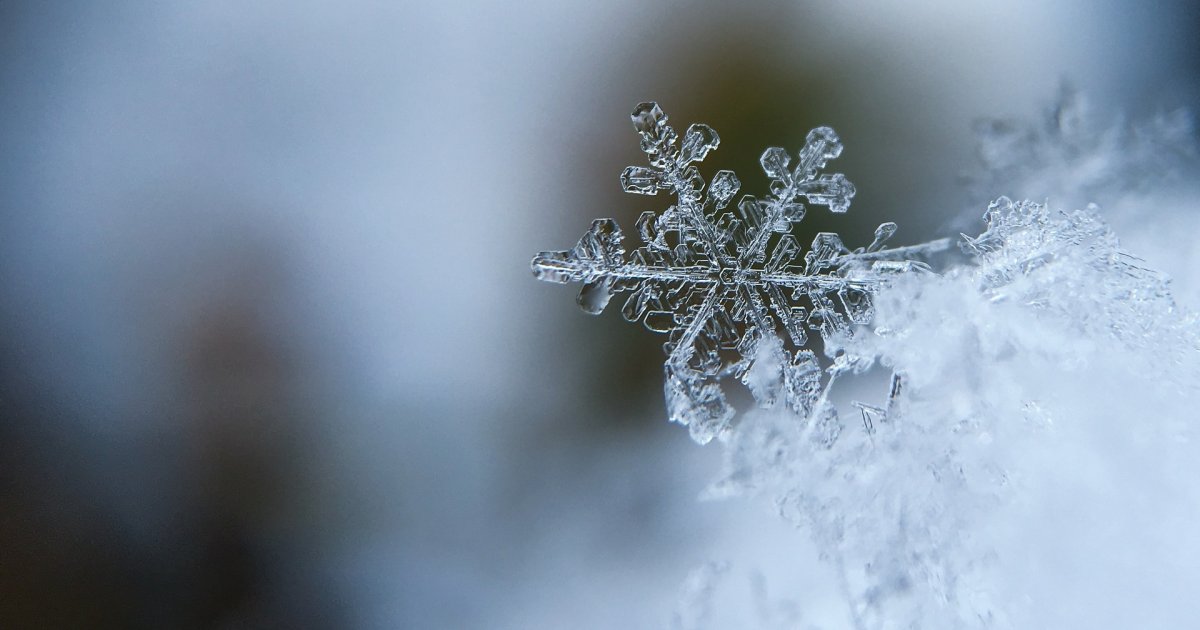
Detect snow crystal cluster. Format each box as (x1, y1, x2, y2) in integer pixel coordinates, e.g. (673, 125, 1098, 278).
(532, 99, 1200, 628)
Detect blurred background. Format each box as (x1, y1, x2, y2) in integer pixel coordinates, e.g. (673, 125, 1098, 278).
(1, 1, 1197, 628)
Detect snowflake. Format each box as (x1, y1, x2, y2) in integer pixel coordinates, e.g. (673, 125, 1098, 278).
(532, 102, 948, 443)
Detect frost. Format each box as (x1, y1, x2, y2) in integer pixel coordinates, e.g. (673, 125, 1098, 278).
(671, 561, 730, 630)
(532, 102, 949, 443)
(967, 86, 1200, 303)
(967, 85, 1197, 209)
(709, 195, 1200, 629)
(959, 196, 1200, 386)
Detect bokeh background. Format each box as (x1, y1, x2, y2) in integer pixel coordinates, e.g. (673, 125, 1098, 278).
(1, 1, 1197, 628)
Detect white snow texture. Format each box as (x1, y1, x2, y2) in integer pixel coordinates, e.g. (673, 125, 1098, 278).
(536, 95, 1200, 628)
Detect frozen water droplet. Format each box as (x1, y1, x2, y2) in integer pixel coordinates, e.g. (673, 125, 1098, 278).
(578, 277, 615, 314)
(631, 101, 666, 134)
(868, 222, 898, 252)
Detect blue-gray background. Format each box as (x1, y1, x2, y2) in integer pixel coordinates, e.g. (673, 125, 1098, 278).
(1, 2, 1196, 628)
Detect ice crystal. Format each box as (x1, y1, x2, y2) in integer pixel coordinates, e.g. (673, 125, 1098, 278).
(532, 102, 948, 443)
